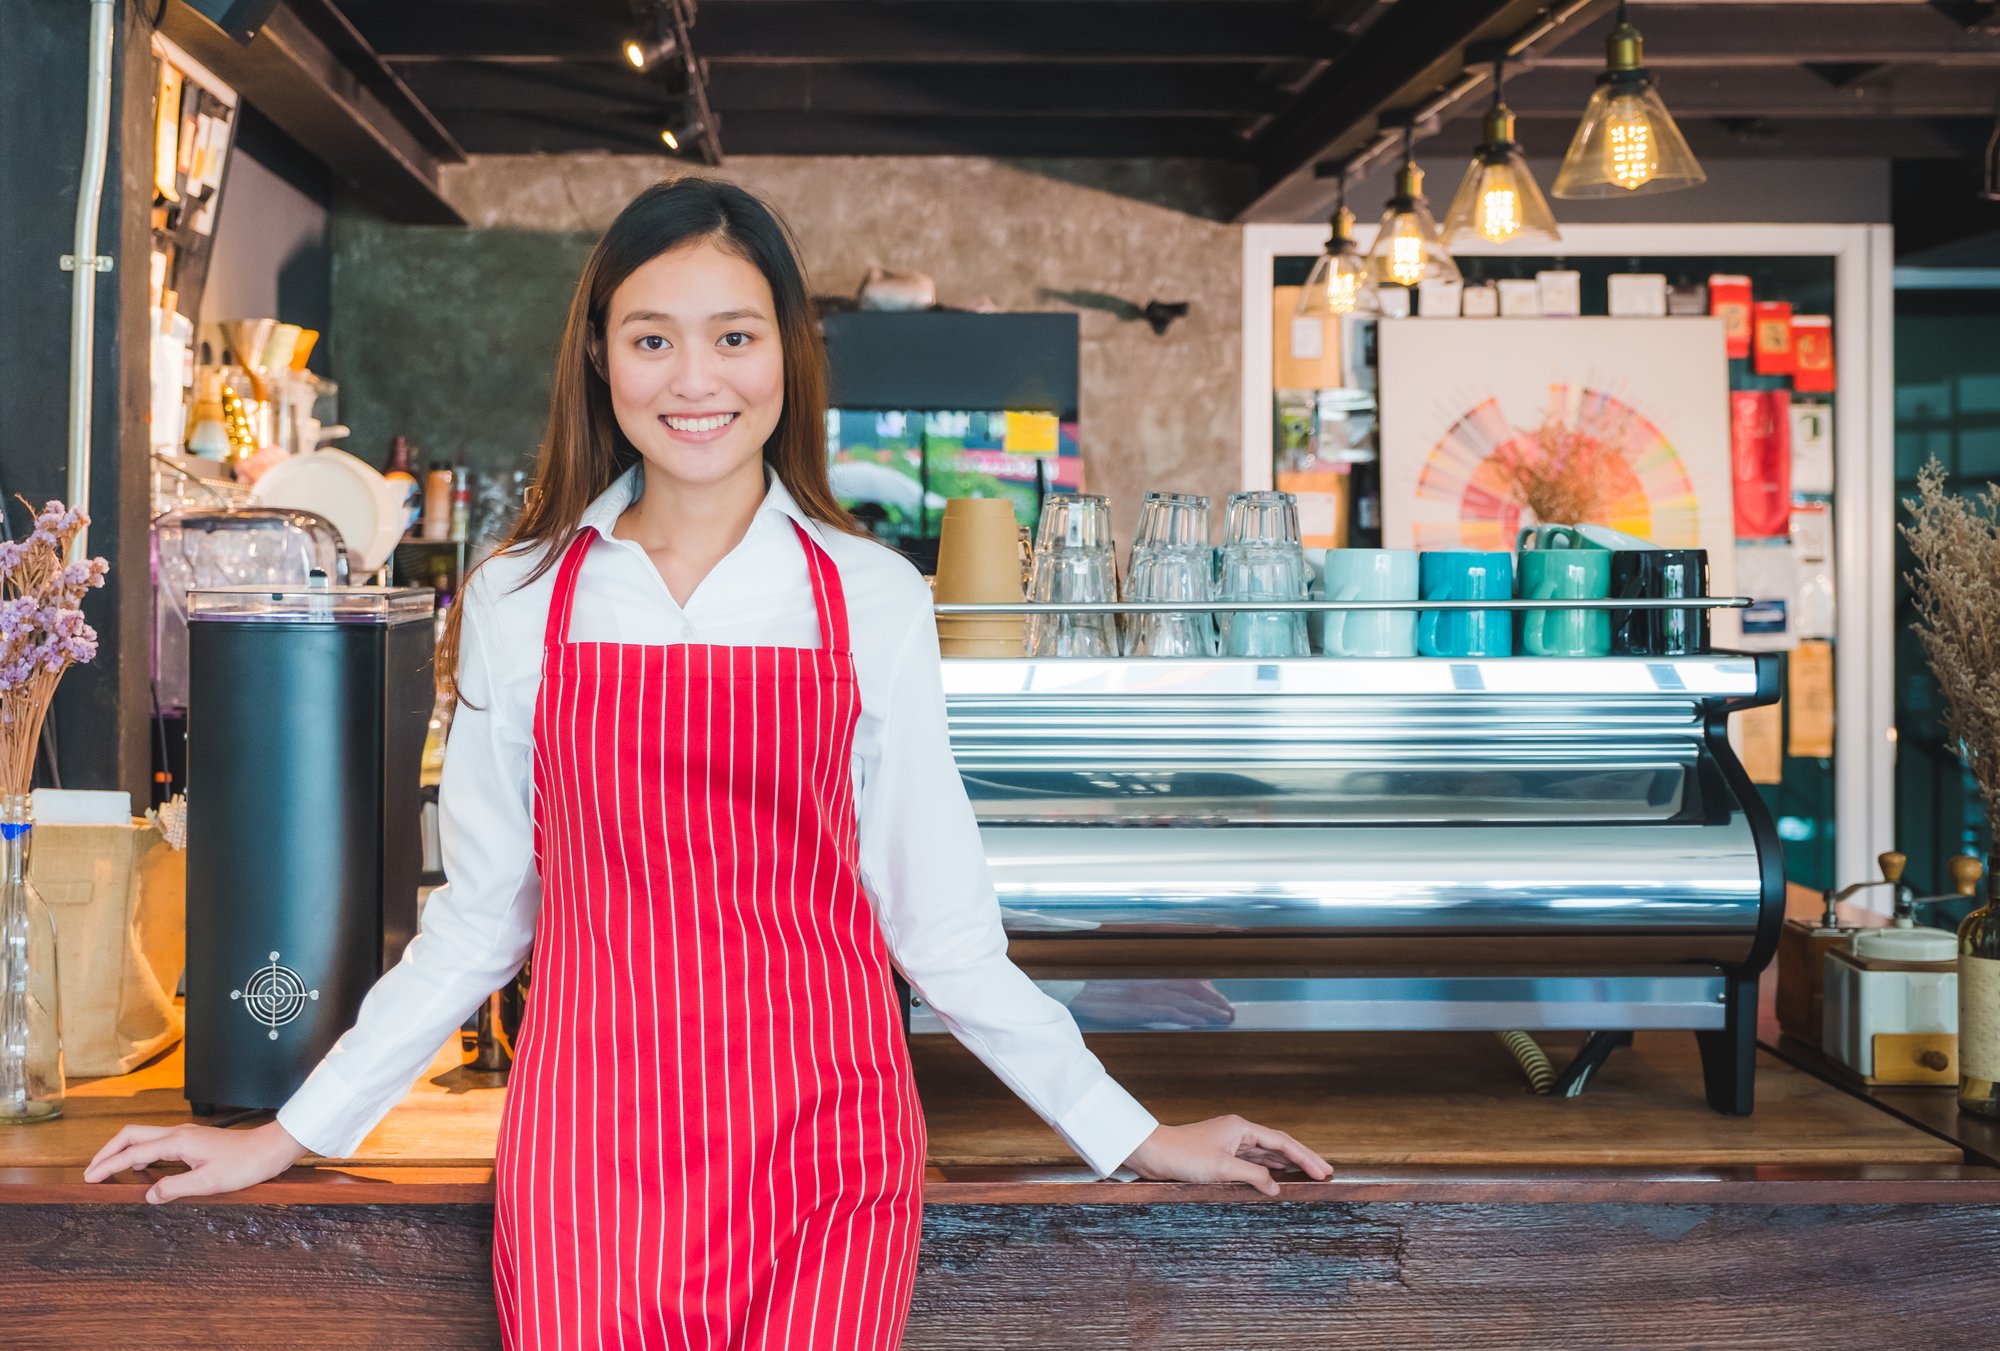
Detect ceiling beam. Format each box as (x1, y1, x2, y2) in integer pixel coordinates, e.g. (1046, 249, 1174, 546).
(1239, 0, 1607, 221)
(399, 60, 1287, 119)
(351, 1, 1337, 64)
(1529, 3, 2000, 67)
(1413, 113, 1991, 160)
(1501, 61, 2000, 116)
(440, 108, 1251, 157)
(159, 0, 462, 224)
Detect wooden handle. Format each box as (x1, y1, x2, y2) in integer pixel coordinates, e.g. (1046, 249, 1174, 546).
(1878, 851, 1907, 884)
(1949, 854, 1985, 896)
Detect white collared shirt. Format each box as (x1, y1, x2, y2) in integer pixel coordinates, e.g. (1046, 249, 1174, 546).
(277, 466, 1158, 1177)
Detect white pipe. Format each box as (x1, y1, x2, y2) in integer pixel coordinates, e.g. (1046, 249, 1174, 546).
(67, 0, 117, 562)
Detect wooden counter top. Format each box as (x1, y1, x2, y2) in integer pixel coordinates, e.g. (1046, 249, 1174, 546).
(10, 1018, 1980, 1207)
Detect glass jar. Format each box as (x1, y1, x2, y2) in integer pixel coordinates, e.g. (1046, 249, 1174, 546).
(0, 794, 64, 1123)
(1960, 860, 2000, 1119)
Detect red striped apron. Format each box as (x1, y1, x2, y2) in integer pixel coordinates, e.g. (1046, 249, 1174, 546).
(493, 521, 926, 1349)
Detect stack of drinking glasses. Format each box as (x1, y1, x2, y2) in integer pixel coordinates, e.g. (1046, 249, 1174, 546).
(1123, 492, 1217, 657)
(1217, 490, 1309, 657)
(1028, 494, 1120, 658)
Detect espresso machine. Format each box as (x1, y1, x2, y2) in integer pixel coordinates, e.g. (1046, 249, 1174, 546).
(922, 649, 1784, 1114)
(183, 578, 434, 1113)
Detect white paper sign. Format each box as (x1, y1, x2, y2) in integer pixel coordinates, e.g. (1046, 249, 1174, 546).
(1790, 400, 1835, 495)
(1289, 316, 1324, 361)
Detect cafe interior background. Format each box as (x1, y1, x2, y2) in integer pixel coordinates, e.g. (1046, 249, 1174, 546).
(11, 0, 2000, 1335)
(7, 0, 2000, 1039)
(68, 0, 1988, 896)
(6, 0, 2000, 1339)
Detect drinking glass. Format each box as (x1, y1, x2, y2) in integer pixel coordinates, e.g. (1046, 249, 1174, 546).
(1217, 491, 1308, 657)
(1125, 494, 1215, 656)
(1134, 492, 1211, 550)
(1029, 495, 1118, 657)
(1224, 489, 1302, 547)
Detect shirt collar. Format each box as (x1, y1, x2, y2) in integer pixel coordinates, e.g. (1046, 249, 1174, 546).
(579, 462, 831, 550)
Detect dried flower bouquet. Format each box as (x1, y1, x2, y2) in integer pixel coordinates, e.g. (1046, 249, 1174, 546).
(1901, 459, 2000, 842)
(0, 503, 108, 797)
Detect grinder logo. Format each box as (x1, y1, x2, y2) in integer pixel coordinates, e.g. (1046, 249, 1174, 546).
(232, 951, 320, 1040)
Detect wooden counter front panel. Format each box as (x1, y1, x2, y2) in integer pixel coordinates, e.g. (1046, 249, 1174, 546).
(3, 1198, 1996, 1349)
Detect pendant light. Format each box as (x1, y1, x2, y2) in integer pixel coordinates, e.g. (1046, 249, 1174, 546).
(1364, 127, 1461, 292)
(1553, 0, 1706, 198)
(1297, 171, 1380, 318)
(1445, 59, 1560, 246)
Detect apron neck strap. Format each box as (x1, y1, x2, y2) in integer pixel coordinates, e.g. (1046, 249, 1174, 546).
(543, 520, 848, 652)
(544, 526, 598, 648)
(793, 521, 851, 653)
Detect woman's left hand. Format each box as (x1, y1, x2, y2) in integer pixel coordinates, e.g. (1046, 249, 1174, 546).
(1121, 1116, 1332, 1196)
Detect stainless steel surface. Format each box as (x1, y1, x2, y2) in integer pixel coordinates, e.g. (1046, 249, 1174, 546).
(937, 597, 1753, 613)
(908, 975, 1731, 1034)
(941, 655, 1778, 1000)
(941, 654, 1761, 702)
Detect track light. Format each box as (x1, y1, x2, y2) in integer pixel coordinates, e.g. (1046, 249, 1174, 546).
(1553, 0, 1705, 198)
(623, 25, 679, 72)
(1445, 59, 1559, 246)
(660, 116, 706, 154)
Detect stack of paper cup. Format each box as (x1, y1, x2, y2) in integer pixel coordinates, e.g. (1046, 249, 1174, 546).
(934, 498, 1026, 657)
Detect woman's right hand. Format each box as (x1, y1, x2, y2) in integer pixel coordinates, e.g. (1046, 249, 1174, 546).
(82, 1119, 311, 1204)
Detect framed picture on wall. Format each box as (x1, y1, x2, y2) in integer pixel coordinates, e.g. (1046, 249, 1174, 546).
(1377, 316, 1737, 636)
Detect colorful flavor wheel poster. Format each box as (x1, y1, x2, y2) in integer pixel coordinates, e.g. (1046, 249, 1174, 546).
(1409, 386, 1701, 551)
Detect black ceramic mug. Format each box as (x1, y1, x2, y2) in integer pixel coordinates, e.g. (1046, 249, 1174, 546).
(1610, 549, 1710, 656)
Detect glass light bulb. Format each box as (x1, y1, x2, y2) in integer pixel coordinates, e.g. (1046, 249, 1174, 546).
(1478, 184, 1522, 242)
(1387, 217, 1427, 287)
(1445, 147, 1560, 248)
(1296, 247, 1377, 318)
(624, 39, 647, 68)
(1323, 270, 1361, 315)
(1605, 95, 1658, 190)
(1554, 79, 1705, 199)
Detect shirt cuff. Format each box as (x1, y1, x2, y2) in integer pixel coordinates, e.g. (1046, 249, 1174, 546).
(1054, 1074, 1159, 1179)
(274, 1057, 385, 1160)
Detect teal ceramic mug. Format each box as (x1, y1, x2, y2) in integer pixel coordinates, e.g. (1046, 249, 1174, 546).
(1323, 549, 1419, 657)
(1519, 548, 1613, 657)
(1417, 551, 1514, 658)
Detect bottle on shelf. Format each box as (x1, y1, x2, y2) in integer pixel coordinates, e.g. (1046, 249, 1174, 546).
(1958, 855, 2000, 1117)
(422, 461, 455, 541)
(383, 435, 421, 534)
(450, 463, 472, 544)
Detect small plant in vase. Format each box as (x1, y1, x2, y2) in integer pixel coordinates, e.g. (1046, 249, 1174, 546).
(1900, 460, 2000, 1118)
(0, 501, 107, 1124)
(1490, 405, 1636, 531)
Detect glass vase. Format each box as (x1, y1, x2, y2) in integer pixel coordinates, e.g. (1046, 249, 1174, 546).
(1960, 860, 2000, 1119)
(0, 793, 64, 1123)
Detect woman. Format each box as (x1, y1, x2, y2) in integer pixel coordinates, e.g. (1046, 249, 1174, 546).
(86, 178, 1330, 1347)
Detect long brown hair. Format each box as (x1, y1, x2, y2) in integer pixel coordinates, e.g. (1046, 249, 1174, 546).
(438, 176, 860, 703)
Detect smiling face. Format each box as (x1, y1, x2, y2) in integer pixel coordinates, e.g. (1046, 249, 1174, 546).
(601, 237, 784, 497)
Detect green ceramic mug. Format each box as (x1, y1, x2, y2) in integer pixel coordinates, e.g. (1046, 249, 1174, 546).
(1519, 548, 1612, 657)
(1517, 523, 1594, 552)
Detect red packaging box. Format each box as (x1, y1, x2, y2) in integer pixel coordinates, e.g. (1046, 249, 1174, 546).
(1753, 300, 1795, 376)
(1731, 389, 1793, 539)
(1710, 274, 1753, 358)
(1792, 315, 1835, 393)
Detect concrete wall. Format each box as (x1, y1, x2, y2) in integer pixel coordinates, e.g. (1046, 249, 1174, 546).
(331, 155, 1252, 547)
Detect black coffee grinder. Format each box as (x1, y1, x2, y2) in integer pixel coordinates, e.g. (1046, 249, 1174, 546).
(183, 578, 434, 1113)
